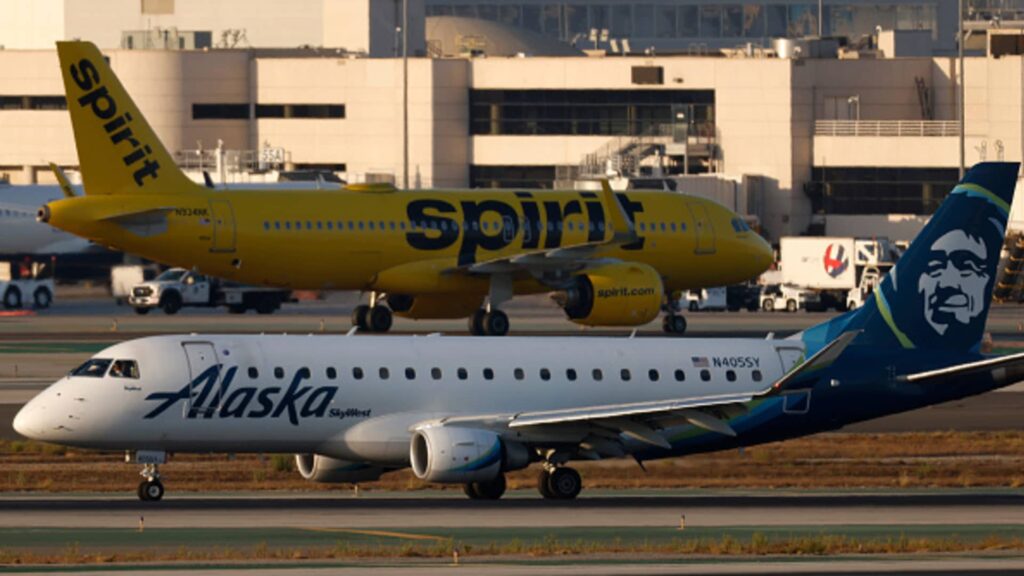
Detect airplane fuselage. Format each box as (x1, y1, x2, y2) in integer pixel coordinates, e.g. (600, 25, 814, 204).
(44, 188, 770, 294)
(15, 334, 998, 468)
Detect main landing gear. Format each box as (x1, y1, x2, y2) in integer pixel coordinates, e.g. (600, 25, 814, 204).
(468, 308, 509, 336)
(662, 314, 687, 334)
(468, 274, 513, 336)
(352, 292, 393, 333)
(661, 292, 687, 335)
(537, 465, 582, 500)
(463, 473, 507, 500)
(137, 463, 164, 502)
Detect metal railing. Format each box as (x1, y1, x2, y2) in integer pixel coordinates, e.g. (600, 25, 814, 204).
(814, 120, 961, 137)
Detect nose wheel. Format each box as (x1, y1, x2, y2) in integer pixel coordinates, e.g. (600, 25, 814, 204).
(537, 466, 582, 500)
(137, 463, 164, 502)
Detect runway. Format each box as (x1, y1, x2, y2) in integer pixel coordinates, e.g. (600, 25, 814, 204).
(2, 491, 1023, 529)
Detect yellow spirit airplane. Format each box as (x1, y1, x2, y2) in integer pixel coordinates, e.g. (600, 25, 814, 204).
(39, 41, 772, 335)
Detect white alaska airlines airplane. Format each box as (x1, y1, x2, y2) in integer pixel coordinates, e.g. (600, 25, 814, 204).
(0, 184, 91, 255)
(14, 163, 1024, 501)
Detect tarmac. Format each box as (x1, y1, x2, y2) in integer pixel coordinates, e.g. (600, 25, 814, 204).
(3, 292, 1024, 573)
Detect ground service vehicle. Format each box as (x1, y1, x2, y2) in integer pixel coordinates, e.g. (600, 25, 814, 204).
(682, 287, 727, 311)
(15, 163, 1022, 501)
(780, 236, 900, 311)
(0, 259, 55, 310)
(759, 283, 819, 312)
(39, 41, 772, 336)
(129, 268, 291, 315)
(111, 264, 159, 305)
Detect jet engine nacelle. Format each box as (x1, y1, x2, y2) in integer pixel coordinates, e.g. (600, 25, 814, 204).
(389, 294, 484, 319)
(294, 453, 386, 484)
(559, 262, 663, 326)
(409, 427, 531, 483)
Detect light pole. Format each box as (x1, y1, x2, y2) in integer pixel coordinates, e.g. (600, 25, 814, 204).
(402, 0, 409, 190)
(958, 0, 965, 179)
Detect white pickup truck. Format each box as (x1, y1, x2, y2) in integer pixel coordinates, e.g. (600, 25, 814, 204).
(129, 268, 292, 315)
(0, 259, 55, 310)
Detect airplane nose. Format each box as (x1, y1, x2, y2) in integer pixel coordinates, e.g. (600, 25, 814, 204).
(12, 402, 37, 439)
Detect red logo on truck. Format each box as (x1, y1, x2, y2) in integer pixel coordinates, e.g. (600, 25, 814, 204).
(823, 244, 848, 278)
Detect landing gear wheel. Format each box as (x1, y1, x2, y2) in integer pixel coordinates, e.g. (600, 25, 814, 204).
(138, 479, 164, 502)
(160, 292, 182, 315)
(483, 310, 509, 336)
(3, 287, 21, 310)
(352, 304, 370, 331)
(255, 297, 277, 315)
(469, 309, 487, 336)
(786, 299, 798, 312)
(662, 315, 687, 335)
(547, 467, 582, 500)
(368, 305, 393, 333)
(464, 474, 507, 500)
(32, 288, 51, 309)
(537, 469, 556, 499)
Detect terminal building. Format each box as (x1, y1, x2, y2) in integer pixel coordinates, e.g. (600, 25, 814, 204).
(1, 0, 1024, 241)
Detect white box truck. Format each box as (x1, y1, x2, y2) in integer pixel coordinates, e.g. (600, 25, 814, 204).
(780, 237, 901, 311)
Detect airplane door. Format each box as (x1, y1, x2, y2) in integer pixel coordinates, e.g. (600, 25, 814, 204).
(209, 199, 236, 253)
(182, 342, 222, 416)
(687, 203, 716, 255)
(502, 215, 516, 243)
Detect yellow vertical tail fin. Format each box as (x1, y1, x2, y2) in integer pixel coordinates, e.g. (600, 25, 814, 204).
(56, 41, 201, 196)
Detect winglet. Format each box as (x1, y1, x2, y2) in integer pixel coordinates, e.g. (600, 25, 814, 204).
(600, 179, 637, 242)
(48, 163, 75, 198)
(765, 330, 861, 394)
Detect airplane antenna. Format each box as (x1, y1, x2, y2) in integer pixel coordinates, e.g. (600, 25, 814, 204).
(629, 329, 638, 339)
(765, 332, 775, 340)
(346, 326, 358, 336)
(632, 454, 647, 473)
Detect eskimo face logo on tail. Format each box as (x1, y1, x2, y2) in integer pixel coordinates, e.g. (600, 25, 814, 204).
(68, 58, 161, 186)
(823, 243, 848, 278)
(918, 230, 990, 335)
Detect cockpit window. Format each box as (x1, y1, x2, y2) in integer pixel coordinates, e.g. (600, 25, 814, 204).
(109, 359, 140, 379)
(71, 359, 112, 378)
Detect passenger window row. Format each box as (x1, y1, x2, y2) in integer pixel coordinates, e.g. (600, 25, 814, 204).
(245, 365, 764, 384)
(258, 217, 688, 233)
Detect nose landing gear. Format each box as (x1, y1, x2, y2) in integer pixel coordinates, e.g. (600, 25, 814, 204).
(137, 463, 164, 502)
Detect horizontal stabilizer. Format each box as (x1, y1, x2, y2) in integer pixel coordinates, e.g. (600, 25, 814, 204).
(101, 207, 173, 237)
(48, 163, 76, 198)
(898, 351, 1024, 384)
(767, 331, 860, 394)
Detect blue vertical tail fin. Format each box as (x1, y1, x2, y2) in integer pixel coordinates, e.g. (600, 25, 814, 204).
(799, 162, 1019, 353)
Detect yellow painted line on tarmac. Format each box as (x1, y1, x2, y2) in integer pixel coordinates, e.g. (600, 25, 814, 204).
(303, 527, 448, 541)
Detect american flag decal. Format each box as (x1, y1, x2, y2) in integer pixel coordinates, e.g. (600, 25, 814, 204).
(691, 356, 709, 368)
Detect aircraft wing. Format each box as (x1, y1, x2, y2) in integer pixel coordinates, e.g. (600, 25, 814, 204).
(897, 351, 1024, 385)
(434, 391, 755, 450)
(457, 181, 639, 277)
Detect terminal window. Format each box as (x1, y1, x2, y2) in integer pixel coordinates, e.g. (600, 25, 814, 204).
(809, 167, 958, 215)
(426, 2, 937, 41)
(470, 89, 713, 136)
(0, 96, 67, 111)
